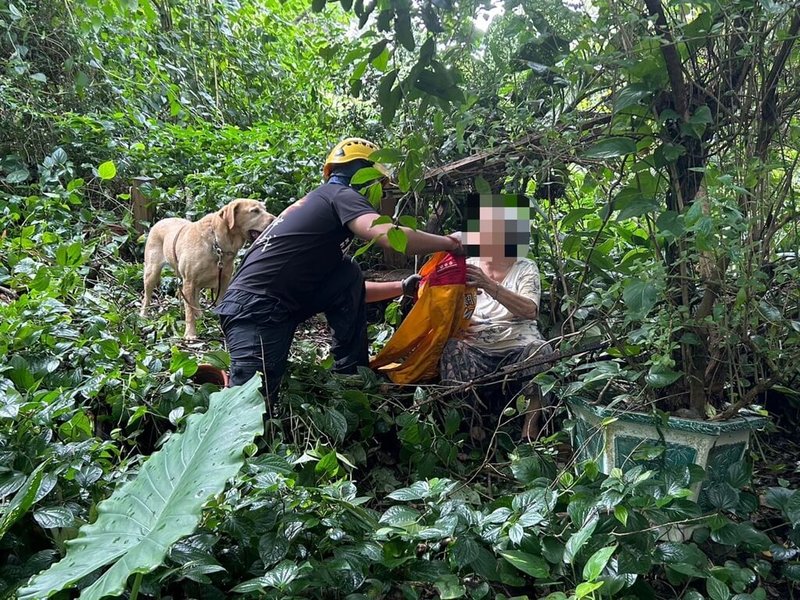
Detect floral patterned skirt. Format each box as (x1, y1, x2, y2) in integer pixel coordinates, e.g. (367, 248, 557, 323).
(439, 338, 553, 413)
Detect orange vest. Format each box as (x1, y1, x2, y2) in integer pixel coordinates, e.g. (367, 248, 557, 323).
(370, 252, 477, 384)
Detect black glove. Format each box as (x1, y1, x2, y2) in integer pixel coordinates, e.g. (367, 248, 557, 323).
(401, 274, 422, 298)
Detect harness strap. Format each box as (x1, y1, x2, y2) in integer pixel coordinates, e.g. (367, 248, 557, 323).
(210, 233, 230, 305)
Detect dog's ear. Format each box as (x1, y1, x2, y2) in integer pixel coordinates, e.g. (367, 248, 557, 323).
(219, 201, 239, 230)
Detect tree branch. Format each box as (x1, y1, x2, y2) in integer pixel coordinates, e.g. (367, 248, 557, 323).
(713, 377, 776, 421)
(643, 0, 688, 117)
(755, 8, 800, 158)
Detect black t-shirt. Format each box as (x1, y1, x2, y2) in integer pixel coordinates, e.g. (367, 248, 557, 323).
(224, 182, 376, 311)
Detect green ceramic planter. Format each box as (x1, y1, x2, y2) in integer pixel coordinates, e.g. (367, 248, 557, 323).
(567, 397, 768, 504)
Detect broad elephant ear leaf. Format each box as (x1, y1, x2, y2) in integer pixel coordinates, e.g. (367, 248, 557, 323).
(19, 375, 265, 600)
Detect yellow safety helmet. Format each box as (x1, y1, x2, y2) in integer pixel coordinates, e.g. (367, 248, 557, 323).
(323, 137, 391, 181)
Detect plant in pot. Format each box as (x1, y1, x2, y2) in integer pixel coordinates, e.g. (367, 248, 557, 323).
(538, 0, 800, 495)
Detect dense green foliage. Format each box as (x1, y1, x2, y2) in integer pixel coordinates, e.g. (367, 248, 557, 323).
(3, 0, 800, 598)
(18, 377, 265, 600)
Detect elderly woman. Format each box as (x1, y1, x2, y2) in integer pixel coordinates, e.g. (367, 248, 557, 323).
(439, 199, 552, 440)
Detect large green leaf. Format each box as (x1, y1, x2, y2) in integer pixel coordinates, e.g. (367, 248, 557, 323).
(232, 561, 302, 593)
(623, 278, 659, 319)
(706, 576, 730, 600)
(499, 550, 550, 578)
(387, 227, 408, 253)
(380, 505, 420, 527)
(582, 545, 616, 581)
(564, 512, 599, 564)
(19, 376, 265, 600)
(583, 137, 637, 159)
(380, 85, 402, 126)
(763, 487, 794, 513)
(706, 483, 739, 511)
(656, 210, 685, 238)
(0, 462, 47, 538)
(735, 523, 771, 551)
(615, 188, 659, 221)
(351, 167, 385, 185)
(97, 160, 117, 180)
(451, 537, 480, 567)
(434, 574, 466, 599)
(395, 9, 415, 51)
(576, 581, 603, 599)
(414, 67, 463, 103)
(645, 364, 682, 388)
(783, 490, 800, 524)
(614, 83, 653, 113)
(387, 478, 456, 501)
(368, 39, 389, 62)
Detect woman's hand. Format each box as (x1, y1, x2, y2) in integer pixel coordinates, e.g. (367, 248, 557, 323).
(466, 264, 496, 291)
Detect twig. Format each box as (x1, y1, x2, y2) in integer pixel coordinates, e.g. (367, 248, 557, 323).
(713, 378, 776, 421)
(0, 285, 18, 300)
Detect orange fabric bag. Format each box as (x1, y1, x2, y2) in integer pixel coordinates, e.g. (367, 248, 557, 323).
(370, 252, 477, 384)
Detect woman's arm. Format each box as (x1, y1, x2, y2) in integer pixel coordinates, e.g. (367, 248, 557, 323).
(466, 264, 538, 319)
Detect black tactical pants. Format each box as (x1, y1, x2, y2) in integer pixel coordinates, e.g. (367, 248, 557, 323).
(216, 258, 368, 410)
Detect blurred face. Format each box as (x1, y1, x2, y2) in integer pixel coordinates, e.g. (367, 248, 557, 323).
(463, 194, 531, 259)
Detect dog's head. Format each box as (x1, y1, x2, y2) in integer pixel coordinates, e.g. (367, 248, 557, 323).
(219, 199, 276, 242)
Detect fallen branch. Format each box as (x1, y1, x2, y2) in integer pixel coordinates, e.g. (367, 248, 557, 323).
(0, 285, 18, 301)
(712, 377, 777, 421)
(420, 115, 613, 182)
(436, 339, 610, 399)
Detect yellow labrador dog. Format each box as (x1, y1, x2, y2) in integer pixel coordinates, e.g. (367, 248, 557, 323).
(140, 198, 275, 338)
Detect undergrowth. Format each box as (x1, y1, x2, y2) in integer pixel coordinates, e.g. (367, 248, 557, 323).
(1, 167, 799, 599)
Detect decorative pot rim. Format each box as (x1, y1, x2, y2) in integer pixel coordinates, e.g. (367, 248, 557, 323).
(566, 396, 769, 434)
(191, 364, 229, 387)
